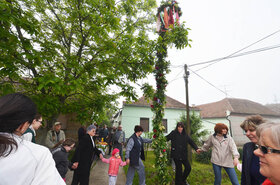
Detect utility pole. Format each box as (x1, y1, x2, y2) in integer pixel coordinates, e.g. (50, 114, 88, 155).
(184, 64, 192, 162)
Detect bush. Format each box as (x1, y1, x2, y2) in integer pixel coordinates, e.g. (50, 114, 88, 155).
(195, 149, 212, 164)
(238, 147, 243, 161)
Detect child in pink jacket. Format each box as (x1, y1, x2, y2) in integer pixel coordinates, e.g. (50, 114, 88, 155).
(101, 148, 127, 185)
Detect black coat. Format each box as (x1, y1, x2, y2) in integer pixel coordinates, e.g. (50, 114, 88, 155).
(241, 142, 265, 185)
(166, 130, 198, 160)
(52, 146, 71, 178)
(78, 127, 86, 142)
(71, 134, 101, 176)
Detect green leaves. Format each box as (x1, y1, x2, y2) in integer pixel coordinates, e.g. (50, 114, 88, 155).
(179, 112, 209, 145)
(164, 23, 191, 49)
(1, 0, 158, 126)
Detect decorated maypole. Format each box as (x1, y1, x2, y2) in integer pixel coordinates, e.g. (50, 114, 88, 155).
(150, 0, 185, 184)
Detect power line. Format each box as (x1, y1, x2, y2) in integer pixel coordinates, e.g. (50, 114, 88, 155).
(188, 68, 231, 97)
(170, 64, 184, 68)
(203, 119, 217, 125)
(189, 44, 280, 72)
(189, 28, 280, 70)
(168, 67, 185, 84)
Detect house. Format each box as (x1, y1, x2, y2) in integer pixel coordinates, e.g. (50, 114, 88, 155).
(197, 98, 280, 146)
(265, 103, 280, 114)
(113, 96, 199, 138)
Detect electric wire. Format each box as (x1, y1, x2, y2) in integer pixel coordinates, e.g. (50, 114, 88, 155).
(168, 67, 185, 84)
(203, 119, 218, 125)
(188, 68, 231, 97)
(189, 28, 280, 70)
(189, 44, 280, 72)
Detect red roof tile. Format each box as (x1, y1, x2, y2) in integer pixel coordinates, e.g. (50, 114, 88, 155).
(124, 95, 197, 110)
(197, 98, 280, 118)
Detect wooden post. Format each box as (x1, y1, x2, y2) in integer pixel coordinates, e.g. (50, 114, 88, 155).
(184, 64, 192, 163)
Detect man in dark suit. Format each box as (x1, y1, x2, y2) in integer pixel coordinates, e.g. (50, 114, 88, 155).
(71, 125, 102, 185)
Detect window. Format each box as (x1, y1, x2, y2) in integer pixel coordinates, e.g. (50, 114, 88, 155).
(162, 119, 167, 133)
(140, 118, 149, 132)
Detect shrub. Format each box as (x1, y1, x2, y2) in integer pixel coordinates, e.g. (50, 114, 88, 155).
(238, 147, 243, 161)
(195, 149, 212, 164)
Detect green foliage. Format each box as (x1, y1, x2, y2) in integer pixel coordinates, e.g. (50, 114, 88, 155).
(164, 24, 191, 49)
(194, 149, 212, 164)
(189, 160, 241, 185)
(238, 147, 243, 161)
(178, 111, 209, 145)
(1, 0, 158, 127)
(140, 1, 192, 183)
(124, 151, 241, 185)
(124, 151, 174, 185)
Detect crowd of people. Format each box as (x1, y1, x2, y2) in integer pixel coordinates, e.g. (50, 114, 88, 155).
(1, 92, 280, 185)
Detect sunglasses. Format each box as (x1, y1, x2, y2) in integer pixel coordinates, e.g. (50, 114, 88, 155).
(256, 144, 280, 154)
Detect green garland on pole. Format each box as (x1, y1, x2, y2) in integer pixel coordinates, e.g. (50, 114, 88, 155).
(149, 0, 191, 184)
(151, 32, 171, 184)
(142, 0, 190, 183)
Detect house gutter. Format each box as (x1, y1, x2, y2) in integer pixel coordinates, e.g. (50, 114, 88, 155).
(226, 110, 233, 137)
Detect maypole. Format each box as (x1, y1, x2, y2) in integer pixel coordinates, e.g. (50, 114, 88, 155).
(150, 0, 184, 184)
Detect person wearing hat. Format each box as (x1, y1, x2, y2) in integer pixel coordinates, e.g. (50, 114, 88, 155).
(45, 121, 66, 148)
(71, 125, 102, 185)
(100, 148, 127, 185)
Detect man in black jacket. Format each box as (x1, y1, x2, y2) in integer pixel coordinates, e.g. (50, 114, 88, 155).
(166, 122, 199, 185)
(71, 125, 102, 185)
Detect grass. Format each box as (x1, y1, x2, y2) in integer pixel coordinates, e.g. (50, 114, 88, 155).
(188, 161, 241, 185)
(124, 151, 241, 185)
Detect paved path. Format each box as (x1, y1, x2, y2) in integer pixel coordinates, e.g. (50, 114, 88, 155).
(65, 155, 126, 185)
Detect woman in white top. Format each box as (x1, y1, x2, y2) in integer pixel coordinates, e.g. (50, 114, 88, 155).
(0, 93, 65, 185)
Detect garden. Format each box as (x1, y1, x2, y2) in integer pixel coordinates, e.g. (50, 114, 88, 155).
(123, 150, 241, 185)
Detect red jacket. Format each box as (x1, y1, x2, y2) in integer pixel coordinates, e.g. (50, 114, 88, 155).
(262, 179, 275, 185)
(102, 156, 126, 176)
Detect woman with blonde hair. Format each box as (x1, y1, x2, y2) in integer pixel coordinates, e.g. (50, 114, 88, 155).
(240, 115, 266, 185)
(254, 122, 280, 185)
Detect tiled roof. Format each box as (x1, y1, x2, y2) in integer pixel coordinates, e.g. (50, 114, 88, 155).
(124, 95, 198, 110)
(265, 104, 280, 114)
(197, 98, 280, 118)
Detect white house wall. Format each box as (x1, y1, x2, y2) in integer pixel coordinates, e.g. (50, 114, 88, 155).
(121, 105, 190, 138)
(229, 115, 280, 146)
(202, 115, 280, 147)
(201, 118, 230, 140)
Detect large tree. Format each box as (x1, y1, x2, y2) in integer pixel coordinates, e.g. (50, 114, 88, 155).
(0, 0, 158, 127)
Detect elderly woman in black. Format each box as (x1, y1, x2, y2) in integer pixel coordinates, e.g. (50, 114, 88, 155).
(166, 122, 199, 185)
(71, 125, 102, 185)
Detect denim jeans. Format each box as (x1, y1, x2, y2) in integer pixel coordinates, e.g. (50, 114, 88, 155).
(212, 163, 239, 185)
(125, 159, 146, 185)
(109, 175, 117, 185)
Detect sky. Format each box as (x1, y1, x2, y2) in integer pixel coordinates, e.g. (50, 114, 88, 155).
(126, 0, 280, 107)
